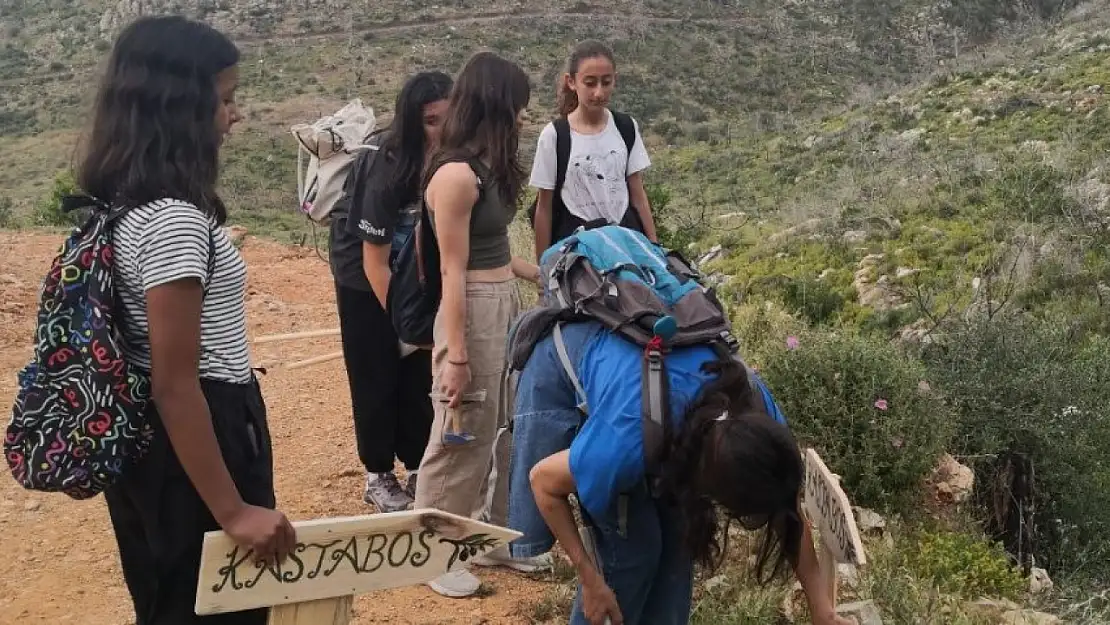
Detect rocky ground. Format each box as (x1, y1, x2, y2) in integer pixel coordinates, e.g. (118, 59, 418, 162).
(0, 229, 549, 625)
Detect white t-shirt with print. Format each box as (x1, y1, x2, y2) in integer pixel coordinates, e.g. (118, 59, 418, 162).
(529, 111, 651, 225)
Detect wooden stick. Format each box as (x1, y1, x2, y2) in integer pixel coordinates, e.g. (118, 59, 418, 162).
(269, 596, 352, 625)
(286, 351, 344, 370)
(253, 328, 341, 344)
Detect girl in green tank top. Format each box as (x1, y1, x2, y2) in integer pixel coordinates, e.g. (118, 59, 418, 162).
(412, 51, 550, 599)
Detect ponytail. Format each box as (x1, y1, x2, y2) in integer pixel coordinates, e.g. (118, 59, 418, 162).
(556, 75, 579, 117)
(658, 357, 805, 582)
(555, 39, 616, 118)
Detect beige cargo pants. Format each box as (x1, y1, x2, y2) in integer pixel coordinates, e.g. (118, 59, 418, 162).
(413, 279, 520, 528)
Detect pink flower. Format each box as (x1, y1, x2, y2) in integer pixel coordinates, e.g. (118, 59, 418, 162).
(786, 336, 800, 350)
(874, 398, 889, 411)
(891, 437, 904, 449)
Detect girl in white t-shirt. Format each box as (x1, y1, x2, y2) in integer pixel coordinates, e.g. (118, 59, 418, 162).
(529, 40, 659, 260)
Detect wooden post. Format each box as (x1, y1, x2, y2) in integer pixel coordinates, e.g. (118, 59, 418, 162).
(285, 351, 344, 371)
(269, 596, 352, 625)
(802, 448, 870, 615)
(253, 328, 341, 344)
(194, 509, 521, 624)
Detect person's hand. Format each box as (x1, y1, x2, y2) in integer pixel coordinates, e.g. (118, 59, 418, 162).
(581, 575, 623, 625)
(221, 504, 297, 566)
(440, 360, 472, 408)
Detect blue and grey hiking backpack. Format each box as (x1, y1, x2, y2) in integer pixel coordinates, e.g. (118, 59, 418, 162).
(506, 225, 786, 480)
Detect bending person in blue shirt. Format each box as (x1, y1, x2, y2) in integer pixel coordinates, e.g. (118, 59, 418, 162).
(506, 320, 853, 625)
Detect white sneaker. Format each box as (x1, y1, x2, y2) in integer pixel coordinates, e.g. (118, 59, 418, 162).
(473, 547, 554, 573)
(426, 569, 482, 598)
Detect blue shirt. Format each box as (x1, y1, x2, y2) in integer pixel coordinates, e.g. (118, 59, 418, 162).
(560, 323, 722, 521)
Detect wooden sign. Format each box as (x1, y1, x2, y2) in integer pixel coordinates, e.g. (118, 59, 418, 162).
(802, 448, 869, 615)
(803, 448, 866, 567)
(194, 508, 522, 621)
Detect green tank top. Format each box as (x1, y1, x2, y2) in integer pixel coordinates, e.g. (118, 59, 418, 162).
(428, 159, 516, 270)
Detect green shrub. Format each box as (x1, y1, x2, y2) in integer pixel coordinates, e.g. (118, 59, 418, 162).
(757, 330, 954, 512)
(857, 520, 1022, 624)
(919, 315, 1110, 582)
(0, 196, 13, 228)
(647, 182, 707, 253)
(33, 169, 83, 227)
(730, 300, 809, 364)
(904, 530, 1026, 601)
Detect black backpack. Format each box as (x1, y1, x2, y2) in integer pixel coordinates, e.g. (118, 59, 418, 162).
(526, 110, 645, 244)
(387, 159, 486, 346)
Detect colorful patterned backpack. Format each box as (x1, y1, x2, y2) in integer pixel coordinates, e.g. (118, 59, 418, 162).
(6, 195, 157, 499)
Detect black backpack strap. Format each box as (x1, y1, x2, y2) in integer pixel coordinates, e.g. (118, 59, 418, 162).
(610, 110, 645, 233)
(610, 110, 637, 159)
(552, 118, 572, 199)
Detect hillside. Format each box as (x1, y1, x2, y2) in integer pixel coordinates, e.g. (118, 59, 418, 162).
(679, 0, 1110, 337)
(0, 0, 1065, 225)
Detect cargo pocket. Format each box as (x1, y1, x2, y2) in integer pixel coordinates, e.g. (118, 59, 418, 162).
(431, 389, 488, 446)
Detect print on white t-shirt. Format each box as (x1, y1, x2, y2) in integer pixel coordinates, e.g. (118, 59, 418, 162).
(529, 110, 651, 224)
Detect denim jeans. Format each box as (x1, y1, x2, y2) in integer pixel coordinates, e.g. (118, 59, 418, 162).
(569, 484, 694, 625)
(507, 322, 694, 624)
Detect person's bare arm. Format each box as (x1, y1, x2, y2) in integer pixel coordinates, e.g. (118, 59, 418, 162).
(529, 452, 596, 579)
(511, 256, 540, 284)
(362, 241, 393, 309)
(530, 451, 623, 625)
(533, 189, 555, 261)
(792, 505, 855, 625)
(626, 173, 658, 243)
(147, 279, 296, 564)
(427, 162, 478, 367)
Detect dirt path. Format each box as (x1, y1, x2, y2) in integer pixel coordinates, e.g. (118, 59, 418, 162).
(0, 230, 552, 625)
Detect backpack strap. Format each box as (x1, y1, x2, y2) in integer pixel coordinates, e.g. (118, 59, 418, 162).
(610, 110, 637, 160)
(641, 335, 671, 477)
(553, 322, 588, 417)
(552, 118, 572, 200)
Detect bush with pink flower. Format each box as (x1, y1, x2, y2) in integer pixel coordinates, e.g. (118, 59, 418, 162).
(756, 328, 954, 511)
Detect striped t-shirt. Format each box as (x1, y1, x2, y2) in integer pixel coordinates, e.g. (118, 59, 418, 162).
(112, 198, 252, 384)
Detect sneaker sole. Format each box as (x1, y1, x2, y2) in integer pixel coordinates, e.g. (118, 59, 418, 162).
(426, 579, 479, 598)
(472, 556, 552, 574)
(363, 494, 414, 513)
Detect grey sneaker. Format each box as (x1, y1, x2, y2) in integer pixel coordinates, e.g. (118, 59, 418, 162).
(363, 472, 413, 513)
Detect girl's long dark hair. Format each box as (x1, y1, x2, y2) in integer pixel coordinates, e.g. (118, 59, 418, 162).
(77, 15, 239, 224)
(427, 51, 531, 207)
(557, 40, 616, 116)
(657, 358, 805, 583)
(380, 71, 453, 208)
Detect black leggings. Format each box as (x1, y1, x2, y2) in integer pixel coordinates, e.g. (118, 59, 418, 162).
(105, 377, 275, 625)
(335, 284, 434, 474)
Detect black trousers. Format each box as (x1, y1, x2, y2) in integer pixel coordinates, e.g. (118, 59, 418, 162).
(335, 283, 434, 474)
(105, 378, 276, 625)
